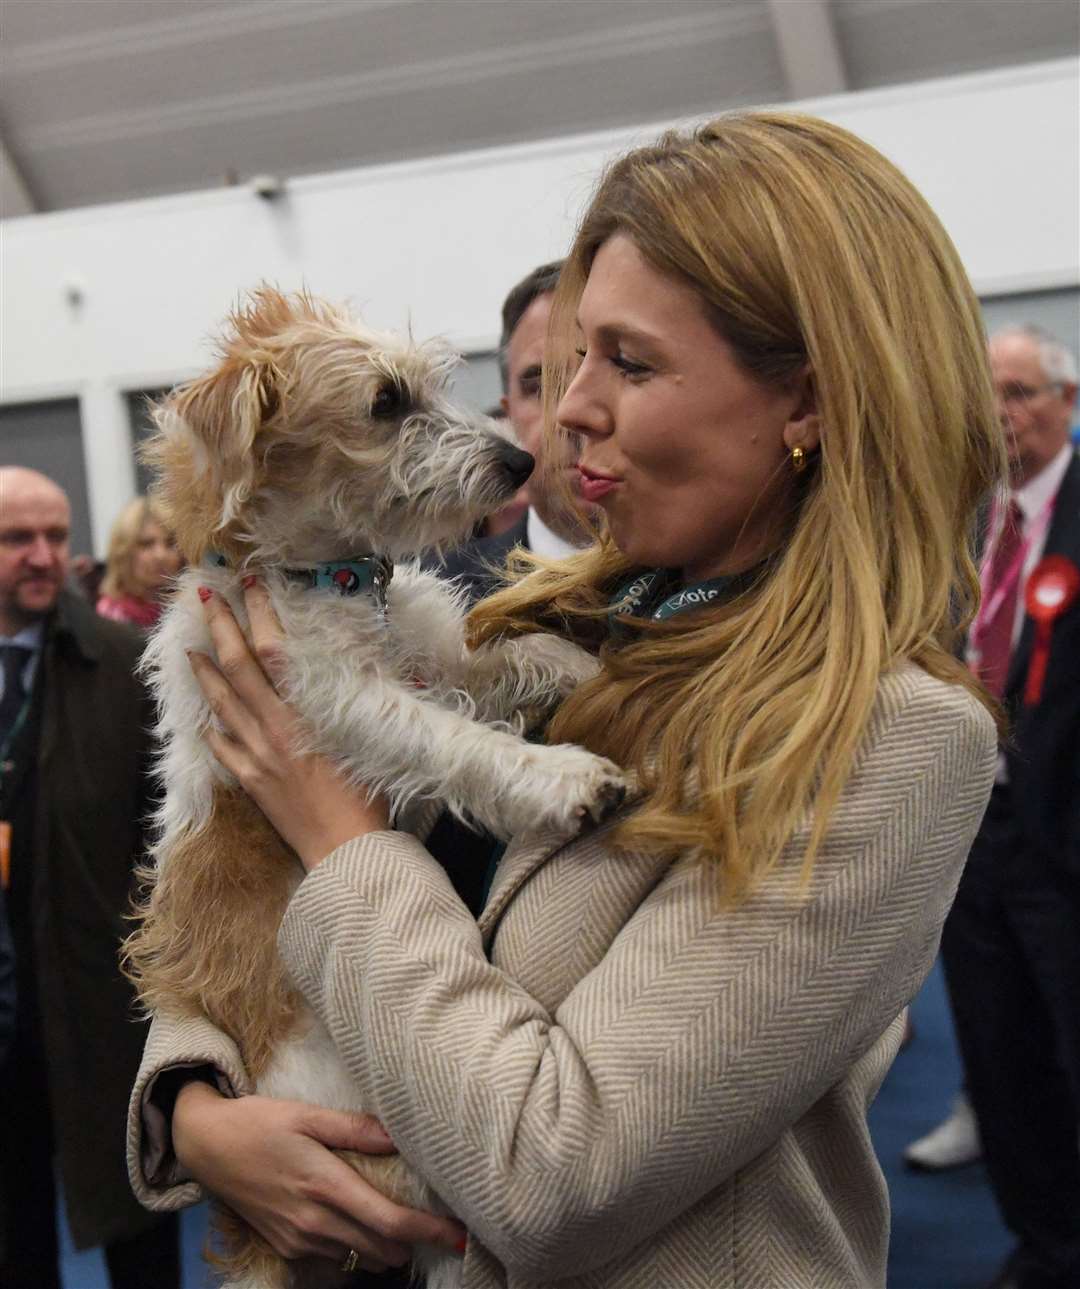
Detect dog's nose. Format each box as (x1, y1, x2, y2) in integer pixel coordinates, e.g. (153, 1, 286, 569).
(499, 445, 535, 489)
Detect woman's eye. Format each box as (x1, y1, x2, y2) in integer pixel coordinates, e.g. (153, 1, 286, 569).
(612, 354, 651, 378)
(372, 384, 404, 418)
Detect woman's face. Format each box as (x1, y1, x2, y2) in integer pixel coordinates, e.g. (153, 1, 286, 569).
(131, 519, 180, 598)
(557, 234, 814, 581)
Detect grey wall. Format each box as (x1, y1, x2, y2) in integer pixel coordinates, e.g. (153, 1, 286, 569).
(127, 388, 173, 497)
(981, 287, 1079, 356)
(0, 399, 94, 556)
(447, 352, 503, 416)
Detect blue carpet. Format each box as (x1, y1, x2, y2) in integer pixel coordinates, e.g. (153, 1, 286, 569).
(60, 960, 1011, 1288)
(871, 957, 1012, 1288)
(59, 1200, 211, 1289)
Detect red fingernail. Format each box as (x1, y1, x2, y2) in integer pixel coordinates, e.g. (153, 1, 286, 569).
(455, 1236, 467, 1256)
(197, 586, 212, 603)
(241, 574, 257, 589)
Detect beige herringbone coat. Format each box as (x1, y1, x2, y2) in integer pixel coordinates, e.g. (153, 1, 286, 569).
(129, 663, 997, 1288)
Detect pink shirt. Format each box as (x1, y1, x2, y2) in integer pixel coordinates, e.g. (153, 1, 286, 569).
(96, 593, 162, 630)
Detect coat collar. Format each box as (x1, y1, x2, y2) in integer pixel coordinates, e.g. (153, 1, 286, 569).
(48, 590, 104, 666)
(25, 592, 104, 770)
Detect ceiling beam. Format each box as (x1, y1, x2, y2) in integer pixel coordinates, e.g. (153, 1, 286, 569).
(0, 134, 37, 217)
(766, 0, 848, 100)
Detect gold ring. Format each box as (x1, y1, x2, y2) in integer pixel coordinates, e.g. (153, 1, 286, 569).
(341, 1248, 361, 1273)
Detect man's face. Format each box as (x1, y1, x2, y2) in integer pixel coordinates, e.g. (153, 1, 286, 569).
(989, 333, 1075, 485)
(0, 476, 71, 631)
(501, 292, 553, 499)
(500, 291, 597, 538)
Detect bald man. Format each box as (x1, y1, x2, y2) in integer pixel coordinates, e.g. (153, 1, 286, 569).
(0, 468, 179, 1287)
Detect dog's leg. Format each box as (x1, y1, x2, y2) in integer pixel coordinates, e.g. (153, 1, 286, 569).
(328, 679, 625, 840)
(458, 633, 602, 726)
(382, 565, 474, 688)
(385, 567, 600, 724)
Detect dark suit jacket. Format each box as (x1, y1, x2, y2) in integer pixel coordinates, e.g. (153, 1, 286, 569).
(999, 448, 1080, 875)
(433, 511, 530, 605)
(0, 591, 162, 1249)
(412, 514, 534, 925)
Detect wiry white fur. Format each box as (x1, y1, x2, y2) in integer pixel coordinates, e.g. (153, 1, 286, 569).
(144, 562, 618, 859)
(140, 293, 625, 1289)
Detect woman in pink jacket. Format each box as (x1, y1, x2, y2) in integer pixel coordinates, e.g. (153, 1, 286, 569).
(97, 496, 181, 630)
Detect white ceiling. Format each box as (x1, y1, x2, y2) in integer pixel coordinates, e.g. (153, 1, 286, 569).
(1, 0, 1077, 214)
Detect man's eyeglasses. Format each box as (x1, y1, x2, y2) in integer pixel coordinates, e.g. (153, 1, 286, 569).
(995, 381, 1063, 407)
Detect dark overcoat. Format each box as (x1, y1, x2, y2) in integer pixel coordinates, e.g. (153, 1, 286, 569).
(1001, 447, 1080, 873)
(3, 590, 161, 1249)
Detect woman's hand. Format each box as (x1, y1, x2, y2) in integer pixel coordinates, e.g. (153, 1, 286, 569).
(173, 1082, 466, 1272)
(190, 579, 389, 870)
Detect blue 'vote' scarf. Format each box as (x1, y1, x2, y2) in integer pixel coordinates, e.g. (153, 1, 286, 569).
(608, 564, 765, 632)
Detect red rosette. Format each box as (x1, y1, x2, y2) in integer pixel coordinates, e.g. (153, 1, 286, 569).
(1023, 555, 1080, 705)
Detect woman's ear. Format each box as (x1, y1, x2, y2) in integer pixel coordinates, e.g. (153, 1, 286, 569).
(782, 366, 821, 456)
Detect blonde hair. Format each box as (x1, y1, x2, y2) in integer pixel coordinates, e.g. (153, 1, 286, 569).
(100, 496, 176, 600)
(469, 112, 1004, 904)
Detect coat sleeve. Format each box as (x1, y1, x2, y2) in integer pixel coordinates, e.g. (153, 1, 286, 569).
(277, 677, 997, 1280)
(126, 1008, 252, 1211)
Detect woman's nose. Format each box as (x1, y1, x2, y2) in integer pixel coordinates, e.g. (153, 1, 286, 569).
(556, 362, 610, 440)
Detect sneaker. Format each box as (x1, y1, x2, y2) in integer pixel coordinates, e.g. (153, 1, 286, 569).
(903, 1093, 982, 1171)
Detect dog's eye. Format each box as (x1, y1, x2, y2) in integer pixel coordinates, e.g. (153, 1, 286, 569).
(372, 384, 404, 419)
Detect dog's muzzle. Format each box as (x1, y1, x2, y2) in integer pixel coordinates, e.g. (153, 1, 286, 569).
(498, 444, 535, 490)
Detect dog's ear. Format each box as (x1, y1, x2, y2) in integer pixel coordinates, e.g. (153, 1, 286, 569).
(144, 352, 283, 562)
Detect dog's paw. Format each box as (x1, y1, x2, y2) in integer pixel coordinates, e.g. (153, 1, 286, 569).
(575, 771, 628, 826)
(509, 744, 627, 835)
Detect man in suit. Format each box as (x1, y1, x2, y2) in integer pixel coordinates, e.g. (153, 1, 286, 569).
(940, 326, 1080, 1289)
(427, 260, 604, 939)
(440, 260, 594, 597)
(0, 467, 180, 1287)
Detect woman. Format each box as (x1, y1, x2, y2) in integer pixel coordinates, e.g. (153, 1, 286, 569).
(128, 113, 1002, 1287)
(97, 496, 181, 629)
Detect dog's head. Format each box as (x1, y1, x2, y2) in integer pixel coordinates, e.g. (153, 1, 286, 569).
(145, 287, 533, 566)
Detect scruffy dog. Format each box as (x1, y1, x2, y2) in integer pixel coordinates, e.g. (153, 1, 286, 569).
(125, 288, 625, 1289)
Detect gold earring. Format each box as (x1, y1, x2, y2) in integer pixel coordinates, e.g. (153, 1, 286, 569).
(791, 445, 807, 473)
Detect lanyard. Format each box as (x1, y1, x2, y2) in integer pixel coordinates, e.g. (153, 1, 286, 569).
(0, 689, 34, 783)
(609, 564, 764, 630)
(971, 493, 1056, 644)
